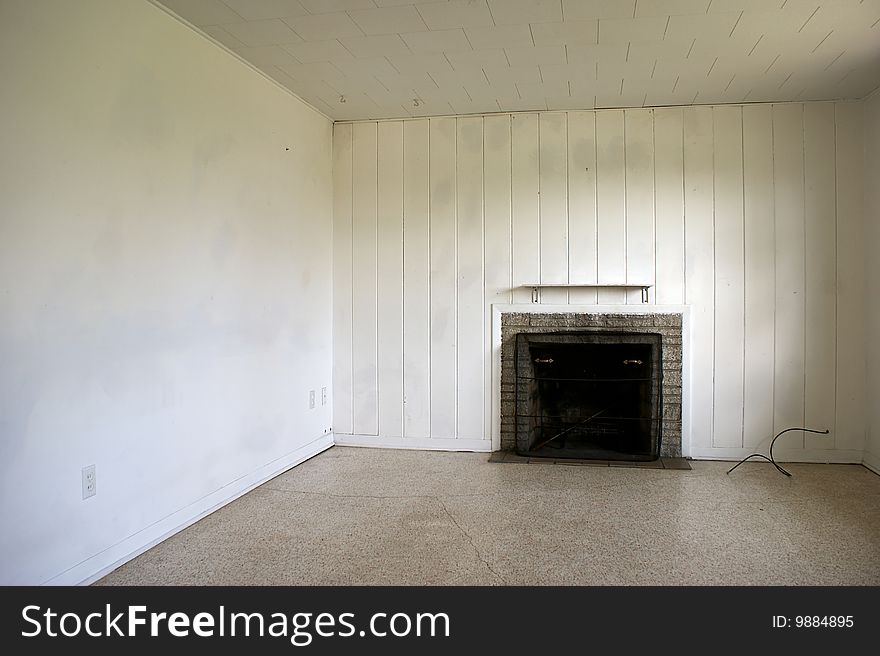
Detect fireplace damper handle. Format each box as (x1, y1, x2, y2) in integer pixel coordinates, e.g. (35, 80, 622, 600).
(623, 359, 643, 365)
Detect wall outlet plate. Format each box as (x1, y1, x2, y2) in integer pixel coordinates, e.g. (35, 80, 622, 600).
(309, 390, 316, 409)
(82, 464, 96, 500)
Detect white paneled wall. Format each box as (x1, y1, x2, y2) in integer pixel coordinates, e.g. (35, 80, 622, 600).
(332, 103, 866, 460)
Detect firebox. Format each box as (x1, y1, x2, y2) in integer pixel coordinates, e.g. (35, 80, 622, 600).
(514, 331, 663, 461)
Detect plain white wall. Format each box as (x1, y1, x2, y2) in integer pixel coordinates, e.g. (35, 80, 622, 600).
(865, 91, 880, 472)
(332, 105, 867, 462)
(0, 0, 333, 584)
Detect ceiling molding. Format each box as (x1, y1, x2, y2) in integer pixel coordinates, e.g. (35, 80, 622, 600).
(146, 0, 334, 122)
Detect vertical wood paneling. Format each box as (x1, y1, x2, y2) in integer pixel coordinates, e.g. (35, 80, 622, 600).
(712, 106, 745, 448)
(803, 103, 837, 449)
(567, 111, 598, 304)
(334, 103, 865, 460)
(456, 117, 484, 439)
(377, 121, 404, 438)
(596, 111, 627, 304)
(483, 115, 512, 438)
(654, 108, 685, 305)
(402, 120, 431, 438)
(539, 112, 569, 304)
(742, 105, 775, 449)
(332, 123, 353, 435)
(772, 104, 806, 447)
(834, 101, 866, 452)
(511, 114, 539, 304)
(624, 109, 655, 303)
(429, 117, 457, 438)
(351, 122, 379, 435)
(683, 106, 715, 451)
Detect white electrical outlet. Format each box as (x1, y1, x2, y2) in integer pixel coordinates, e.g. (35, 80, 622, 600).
(321, 387, 327, 406)
(82, 465, 96, 500)
(309, 390, 316, 409)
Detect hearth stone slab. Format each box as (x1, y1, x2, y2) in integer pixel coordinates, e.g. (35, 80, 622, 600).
(487, 451, 692, 470)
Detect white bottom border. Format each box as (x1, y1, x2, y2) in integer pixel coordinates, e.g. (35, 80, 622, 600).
(47, 433, 334, 586)
(333, 434, 492, 452)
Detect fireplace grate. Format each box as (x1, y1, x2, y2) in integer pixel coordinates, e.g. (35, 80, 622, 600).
(514, 332, 663, 461)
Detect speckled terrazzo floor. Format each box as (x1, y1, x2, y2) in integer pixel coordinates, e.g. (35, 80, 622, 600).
(97, 447, 880, 586)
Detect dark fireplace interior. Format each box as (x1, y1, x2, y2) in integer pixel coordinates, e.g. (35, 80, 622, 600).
(515, 332, 662, 461)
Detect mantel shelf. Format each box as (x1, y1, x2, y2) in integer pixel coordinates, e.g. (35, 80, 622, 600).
(519, 283, 654, 303)
(519, 283, 653, 288)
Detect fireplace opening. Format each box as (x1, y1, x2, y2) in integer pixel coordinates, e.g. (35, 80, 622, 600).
(515, 332, 663, 461)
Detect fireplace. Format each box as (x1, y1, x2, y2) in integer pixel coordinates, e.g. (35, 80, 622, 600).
(515, 332, 662, 461)
(498, 311, 684, 459)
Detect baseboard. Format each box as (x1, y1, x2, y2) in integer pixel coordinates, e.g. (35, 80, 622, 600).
(45, 433, 334, 586)
(689, 446, 865, 463)
(862, 450, 880, 475)
(333, 437, 860, 461)
(334, 434, 492, 452)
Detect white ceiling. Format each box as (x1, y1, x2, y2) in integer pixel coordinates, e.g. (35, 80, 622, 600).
(158, 0, 880, 120)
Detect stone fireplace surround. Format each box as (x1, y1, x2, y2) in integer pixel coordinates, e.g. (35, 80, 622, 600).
(491, 305, 691, 459)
